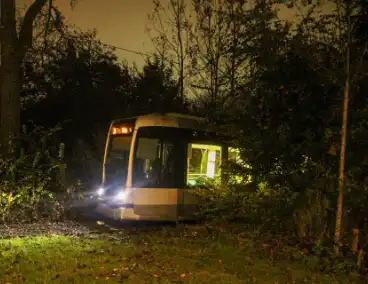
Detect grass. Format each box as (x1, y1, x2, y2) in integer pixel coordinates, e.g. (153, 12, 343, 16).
(0, 223, 361, 283)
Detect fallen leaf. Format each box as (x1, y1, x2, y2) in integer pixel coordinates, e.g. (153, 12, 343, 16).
(218, 260, 223, 264)
(105, 276, 110, 280)
(123, 267, 129, 271)
(113, 268, 119, 272)
(154, 274, 159, 278)
(247, 257, 253, 265)
(180, 274, 186, 278)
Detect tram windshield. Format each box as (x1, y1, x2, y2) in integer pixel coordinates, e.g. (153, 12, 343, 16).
(104, 123, 134, 192)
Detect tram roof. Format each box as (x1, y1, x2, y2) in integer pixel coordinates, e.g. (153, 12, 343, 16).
(112, 113, 226, 134)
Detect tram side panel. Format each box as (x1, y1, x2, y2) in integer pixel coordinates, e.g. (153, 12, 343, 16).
(133, 188, 179, 221)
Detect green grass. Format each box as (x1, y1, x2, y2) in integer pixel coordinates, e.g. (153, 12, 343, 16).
(0, 224, 361, 283)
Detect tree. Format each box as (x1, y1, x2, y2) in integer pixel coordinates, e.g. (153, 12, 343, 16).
(22, 27, 133, 183)
(287, 0, 368, 256)
(331, 0, 368, 256)
(190, 0, 229, 107)
(0, 0, 70, 155)
(189, 0, 278, 117)
(148, 0, 191, 103)
(131, 55, 186, 114)
(203, 0, 364, 240)
(270, 0, 368, 253)
(230, 3, 334, 192)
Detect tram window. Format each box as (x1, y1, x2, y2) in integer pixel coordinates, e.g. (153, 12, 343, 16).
(136, 138, 159, 161)
(111, 136, 131, 152)
(133, 127, 185, 188)
(134, 138, 160, 187)
(105, 136, 132, 188)
(187, 143, 222, 187)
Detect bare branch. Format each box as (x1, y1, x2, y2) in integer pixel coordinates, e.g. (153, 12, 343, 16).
(18, 0, 48, 60)
(43, 0, 53, 46)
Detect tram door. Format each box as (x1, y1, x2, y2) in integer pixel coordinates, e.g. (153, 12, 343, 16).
(131, 134, 184, 220)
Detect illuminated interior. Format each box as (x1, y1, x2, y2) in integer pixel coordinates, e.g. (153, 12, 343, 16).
(187, 143, 222, 186)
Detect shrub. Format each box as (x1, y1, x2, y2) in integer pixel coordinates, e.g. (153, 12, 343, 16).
(0, 125, 71, 224)
(197, 181, 333, 242)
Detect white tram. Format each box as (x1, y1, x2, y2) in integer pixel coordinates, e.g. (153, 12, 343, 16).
(94, 113, 239, 221)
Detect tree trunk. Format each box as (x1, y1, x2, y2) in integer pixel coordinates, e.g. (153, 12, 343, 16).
(334, 9, 351, 256)
(334, 74, 349, 256)
(0, 55, 21, 154)
(175, 0, 185, 103)
(0, 0, 48, 155)
(0, 0, 20, 155)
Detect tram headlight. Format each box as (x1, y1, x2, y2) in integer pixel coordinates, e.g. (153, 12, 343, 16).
(114, 191, 127, 202)
(97, 187, 105, 196)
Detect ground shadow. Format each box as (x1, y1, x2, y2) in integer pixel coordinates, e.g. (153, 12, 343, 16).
(70, 202, 199, 236)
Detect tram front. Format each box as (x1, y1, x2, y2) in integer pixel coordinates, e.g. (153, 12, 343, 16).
(94, 118, 136, 218)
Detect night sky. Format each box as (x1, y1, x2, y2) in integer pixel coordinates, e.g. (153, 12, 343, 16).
(18, 0, 332, 66)
(17, 0, 164, 66)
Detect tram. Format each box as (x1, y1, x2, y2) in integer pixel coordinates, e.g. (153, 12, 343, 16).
(94, 113, 239, 221)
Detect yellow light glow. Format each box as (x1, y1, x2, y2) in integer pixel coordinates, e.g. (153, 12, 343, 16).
(207, 151, 216, 178)
(111, 125, 133, 135)
(191, 144, 221, 151)
(121, 127, 129, 134)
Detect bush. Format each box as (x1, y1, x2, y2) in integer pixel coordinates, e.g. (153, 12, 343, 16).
(197, 182, 333, 241)
(0, 125, 72, 224)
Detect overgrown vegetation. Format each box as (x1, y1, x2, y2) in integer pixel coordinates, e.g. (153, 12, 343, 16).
(0, 125, 82, 223)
